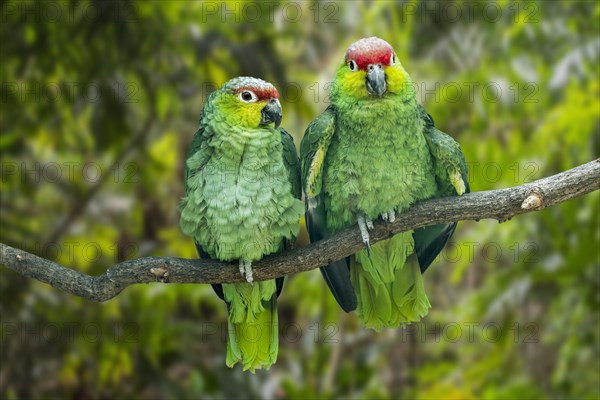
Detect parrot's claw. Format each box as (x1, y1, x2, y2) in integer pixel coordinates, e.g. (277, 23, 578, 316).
(239, 260, 254, 285)
(381, 209, 396, 223)
(357, 214, 372, 257)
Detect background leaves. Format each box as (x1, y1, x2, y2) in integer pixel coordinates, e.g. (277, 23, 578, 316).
(1, 1, 598, 398)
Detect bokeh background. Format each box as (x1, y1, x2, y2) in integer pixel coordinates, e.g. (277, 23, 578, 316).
(1, 1, 599, 399)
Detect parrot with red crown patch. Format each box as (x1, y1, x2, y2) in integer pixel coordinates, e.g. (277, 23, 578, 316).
(300, 38, 469, 330)
(180, 77, 303, 370)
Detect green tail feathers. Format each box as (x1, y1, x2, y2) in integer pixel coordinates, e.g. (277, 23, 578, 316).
(223, 281, 279, 372)
(351, 232, 431, 331)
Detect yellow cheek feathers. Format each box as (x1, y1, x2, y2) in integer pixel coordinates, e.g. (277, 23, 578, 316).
(336, 67, 368, 98)
(236, 102, 265, 128)
(215, 94, 266, 128)
(335, 64, 410, 98)
(385, 65, 409, 94)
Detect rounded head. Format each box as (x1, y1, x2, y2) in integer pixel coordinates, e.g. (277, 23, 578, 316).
(214, 77, 282, 129)
(332, 37, 413, 101)
(344, 37, 395, 71)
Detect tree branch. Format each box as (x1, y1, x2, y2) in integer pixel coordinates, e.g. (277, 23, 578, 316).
(1, 159, 598, 302)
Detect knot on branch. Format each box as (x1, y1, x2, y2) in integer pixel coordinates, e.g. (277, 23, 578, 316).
(150, 265, 170, 282)
(521, 189, 544, 211)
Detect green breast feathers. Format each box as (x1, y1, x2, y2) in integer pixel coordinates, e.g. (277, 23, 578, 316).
(180, 116, 303, 262)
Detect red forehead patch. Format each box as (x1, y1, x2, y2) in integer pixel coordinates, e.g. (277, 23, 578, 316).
(226, 77, 279, 100)
(345, 37, 394, 70)
(235, 85, 279, 101)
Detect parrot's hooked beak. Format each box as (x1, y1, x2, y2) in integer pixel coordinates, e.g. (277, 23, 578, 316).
(260, 98, 282, 129)
(366, 64, 387, 97)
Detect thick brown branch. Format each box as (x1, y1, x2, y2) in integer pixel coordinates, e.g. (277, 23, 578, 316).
(1, 159, 598, 302)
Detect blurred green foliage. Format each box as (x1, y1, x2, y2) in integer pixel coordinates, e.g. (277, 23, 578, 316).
(1, 0, 598, 399)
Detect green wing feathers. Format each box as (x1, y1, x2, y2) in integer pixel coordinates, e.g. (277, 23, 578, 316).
(300, 106, 336, 203)
(280, 128, 303, 202)
(300, 107, 358, 312)
(419, 106, 470, 196)
(413, 106, 470, 273)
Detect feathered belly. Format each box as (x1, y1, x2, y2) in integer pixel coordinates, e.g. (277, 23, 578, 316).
(181, 158, 301, 261)
(323, 132, 437, 230)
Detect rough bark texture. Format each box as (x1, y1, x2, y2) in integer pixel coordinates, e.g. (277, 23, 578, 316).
(1, 159, 598, 302)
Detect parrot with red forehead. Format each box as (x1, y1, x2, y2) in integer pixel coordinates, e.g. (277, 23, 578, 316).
(180, 77, 304, 370)
(301, 37, 469, 330)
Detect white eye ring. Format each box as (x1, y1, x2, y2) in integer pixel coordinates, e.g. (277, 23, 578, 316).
(390, 54, 396, 65)
(238, 90, 258, 103)
(348, 60, 358, 72)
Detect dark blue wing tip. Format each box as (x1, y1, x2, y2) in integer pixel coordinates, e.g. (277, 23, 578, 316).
(319, 260, 358, 313)
(414, 222, 457, 273)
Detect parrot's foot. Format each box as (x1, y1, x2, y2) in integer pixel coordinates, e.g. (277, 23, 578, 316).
(381, 209, 396, 223)
(357, 214, 373, 256)
(239, 259, 254, 285)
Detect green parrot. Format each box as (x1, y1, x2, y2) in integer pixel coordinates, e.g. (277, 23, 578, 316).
(179, 77, 304, 371)
(300, 37, 469, 331)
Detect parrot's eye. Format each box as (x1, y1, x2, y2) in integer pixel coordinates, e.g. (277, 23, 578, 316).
(348, 60, 358, 72)
(238, 91, 258, 103)
(390, 54, 396, 65)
